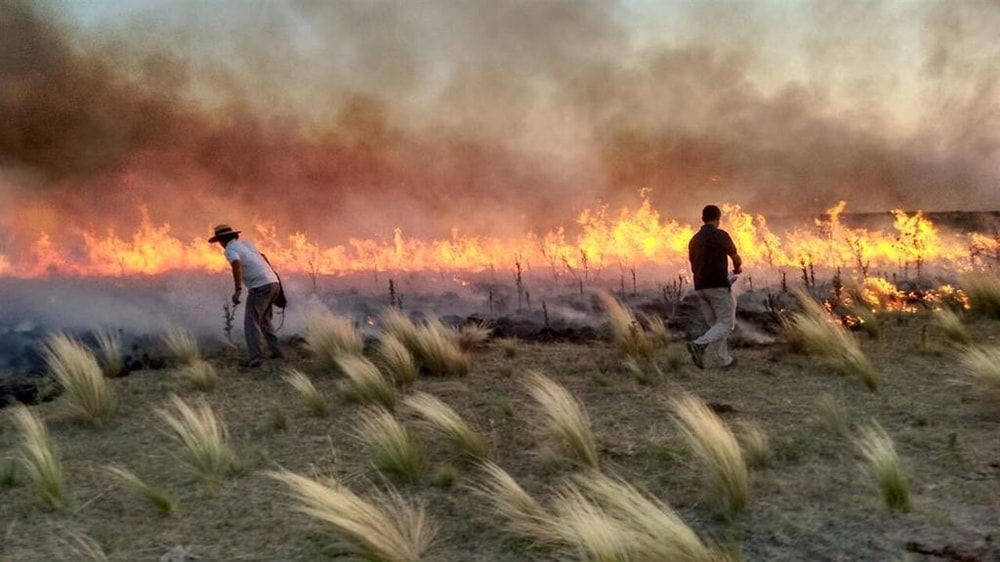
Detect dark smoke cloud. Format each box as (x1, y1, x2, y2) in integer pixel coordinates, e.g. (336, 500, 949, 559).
(0, 0, 997, 260)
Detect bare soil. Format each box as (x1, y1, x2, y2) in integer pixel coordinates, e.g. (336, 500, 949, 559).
(2, 313, 999, 561)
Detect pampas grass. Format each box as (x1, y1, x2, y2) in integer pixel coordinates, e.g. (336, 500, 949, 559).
(93, 328, 123, 377)
(283, 368, 329, 416)
(457, 320, 493, 352)
(786, 289, 880, 391)
(597, 291, 653, 360)
(403, 391, 491, 461)
(739, 421, 772, 470)
(413, 318, 470, 377)
(178, 360, 218, 392)
(303, 312, 364, 369)
(550, 484, 633, 561)
(377, 332, 418, 388)
(670, 394, 748, 517)
(958, 345, 1000, 402)
(379, 307, 423, 352)
(854, 422, 911, 512)
(961, 271, 1000, 318)
(162, 325, 200, 366)
(475, 461, 559, 543)
(105, 465, 176, 515)
(43, 332, 118, 421)
(10, 404, 65, 509)
(156, 394, 233, 482)
(645, 315, 671, 347)
(268, 470, 437, 562)
(524, 371, 599, 469)
(337, 355, 397, 411)
(356, 407, 424, 482)
(933, 308, 971, 346)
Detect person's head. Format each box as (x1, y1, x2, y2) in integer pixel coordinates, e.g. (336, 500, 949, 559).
(208, 224, 240, 247)
(701, 205, 722, 225)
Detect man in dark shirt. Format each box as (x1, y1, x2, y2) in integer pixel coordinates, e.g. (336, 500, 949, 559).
(687, 205, 743, 369)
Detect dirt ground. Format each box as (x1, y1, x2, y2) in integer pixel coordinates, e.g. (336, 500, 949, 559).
(1, 312, 999, 561)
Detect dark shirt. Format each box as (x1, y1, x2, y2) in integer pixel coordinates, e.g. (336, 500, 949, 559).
(688, 224, 739, 290)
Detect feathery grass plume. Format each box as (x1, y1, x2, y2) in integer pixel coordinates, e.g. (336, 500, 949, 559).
(474, 461, 560, 544)
(269, 407, 289, 432)
(597, 291, 653, 360)
(303, 312, 364, 369)
(57, 529, 109, 562)
(10, 404, 65, 509)
(550, 483, 633, 562)
(156, 394, 233, 482)
(457, 319, 493, 352)
(337, 355, 397, 411)
(105, 465, 176, 515)
(356, 407, 424, 482)
(1, 457, 16, 488)
(282, 368, 329, 416)
(524, 371, 599, 469)
(738, 421, 772, 470)
(43, 332, 118, 421)
(933, 308, 971, 346)
(178, 359, 218, 392)
(161, 325, 200, 366)
(961, 270, 1000, 318)
(379, 307, 423, 352)
(815, 393, 850, 435)
(573, 472, 723, 562)
(403, 391, 491, 461)
(785, 289, 880, 391)
(376, 332, 418, 388)
(958, 345, 1000, 402)
(853, 422, 911, 512)
(93, 328, 123, 377)
(670, 394, 749, 517)
(268, 470, 437, 562)
(413, 317, 470, 377)
(496, 337, 520, 358)
(645, 315, 671, 347)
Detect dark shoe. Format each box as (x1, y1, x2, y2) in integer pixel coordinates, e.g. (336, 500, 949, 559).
(686, 342, 707, 369)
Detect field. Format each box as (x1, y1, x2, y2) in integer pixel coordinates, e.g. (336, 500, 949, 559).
(2, 302, 999, 561)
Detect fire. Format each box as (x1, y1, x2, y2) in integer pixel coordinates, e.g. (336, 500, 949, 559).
(0, 196, 994, 282)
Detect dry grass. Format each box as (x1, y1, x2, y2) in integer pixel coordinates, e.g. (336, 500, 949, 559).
(376, 332, 419, 388)
(413, 318, 470, 377)
(474, 460, 559, 543)
(93, 328, 123, 377)
(356, 407, 424, 483)
(597, 291, 654, 360)
(0, 456, 16, 488)
(162, 325, 201, 366)
(739, 421, 772, 470)
(961, 271, 1000, 318)
(645, 314, 671, 347)
(853, 422, 911, 512)
(524, 371, 599, 469)
(105, 465, 176, 515)
(934, 308, 971, 346)
(58, 529, 110, 562)
(958, 345, 1000, 402)
(177, 359, 219, 392)
(379, 307, 423, 352)
(337, 355, 397, 411)
(670, 394, 749, 517)
(268, 470, 437, 562)
(156, 394, 234, 483)
(282, 368, 329, 416)
(457, 319, 493, 352)
(814, 393, 850, 435)
(43, 331, 118, 421)
(551, 483, 633, 561)
(786, 289, 880, 391)
(403, 391, 491, 461)
(496, 337, 520, 358)
(10, 404, 65, 509)
(303, 312, 364, 369)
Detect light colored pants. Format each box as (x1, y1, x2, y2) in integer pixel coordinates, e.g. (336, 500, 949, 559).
(694, 287, 736, 366)
(246, 282, 281, 361)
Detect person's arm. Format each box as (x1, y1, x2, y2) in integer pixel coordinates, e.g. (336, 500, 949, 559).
(731, 252, 743, 275)
(230, 260, 243, 304)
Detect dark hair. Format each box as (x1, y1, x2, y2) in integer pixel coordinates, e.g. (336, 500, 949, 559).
(701, 205, 722, 223)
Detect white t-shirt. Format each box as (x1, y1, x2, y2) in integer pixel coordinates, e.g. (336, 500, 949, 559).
(224, 240, 279, 289)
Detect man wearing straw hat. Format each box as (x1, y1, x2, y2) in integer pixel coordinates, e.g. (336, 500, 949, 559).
(209, 224, 283, 367)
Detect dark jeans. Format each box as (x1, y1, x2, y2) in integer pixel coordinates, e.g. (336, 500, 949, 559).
(245, 282, 281, 361)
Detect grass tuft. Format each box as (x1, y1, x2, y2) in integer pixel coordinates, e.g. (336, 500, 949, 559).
(162, 325, 200, 366)
(853, 422, 911, 512)
(376, 332, 419, 388)
(282, 368, 329, 416)
(524, 371, 599, 469)
(496, 337, 520, 358)
(356, 407, 424, 483)
(961, 271, 1000, 318)
(43, 332, 118, 421)
(413, 318, 470, 377)
(670, 394, 749, 517)
(177, 359, 218, 392)
(1, 457, 16, 488)
(303, 312, 364, 369)
(457, 320, 493, 352)
(337, 355, 397, 411)
(379, 308, 423, 352)
(10, 404, 65, 509)
(739, 421, 772, 470)
(58, 529, 109, 562)
(933, 308, 971, 346)
(474, 460, 560, 543)
(105, 465, 176, 515)
(93, 328, 123, 377)
(815, 393, 850, 435)
(156, 394, 234, 483)
(958, 345, 1000, 403)
(403, 391, 491, 461)
(597, 291, 654, 360)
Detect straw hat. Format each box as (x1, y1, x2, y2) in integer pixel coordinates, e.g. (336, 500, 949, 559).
(208, 224, 241, 243)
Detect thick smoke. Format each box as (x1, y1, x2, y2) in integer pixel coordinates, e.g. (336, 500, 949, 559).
(1, 0, 998, 258)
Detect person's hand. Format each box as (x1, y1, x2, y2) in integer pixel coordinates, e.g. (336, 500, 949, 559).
(232, 289, 242, 305)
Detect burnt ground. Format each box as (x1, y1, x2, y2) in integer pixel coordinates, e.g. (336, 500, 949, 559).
(1, 298, 999, 561)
